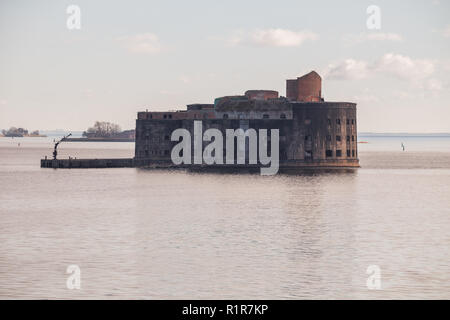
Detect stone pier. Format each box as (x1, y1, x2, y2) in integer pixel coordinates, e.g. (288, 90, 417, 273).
(40, 158, 134, 169)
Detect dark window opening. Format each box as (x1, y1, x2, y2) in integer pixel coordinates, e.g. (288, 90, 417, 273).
(326, 135, 331, 141)
(168, 114, 172, 119)
(327, 119, 331, 126)
(336, 150, 342, 157)
(352, 150, 355, 157)
(304, 135, 311, 141)
(223, 114, 228, 119)
(352, 135, 355, 141)
(163, 114, 167, 119)
(346, 135, 350, 142)
(149, 114, 153, 119)
(336, 119, 341, 125)
(346, 119, 350, 125)
(164, 150, 169, 156)
(263, 114, 269, 119)
(346, 150, 351, 157)
(164, 135, 169, 141)
(351, 119, 354, 125)
(336, 135, 341, 142)
(326, 150, 332, 157)
(145, 150, 149, 157)
(280, 114, 286, 119)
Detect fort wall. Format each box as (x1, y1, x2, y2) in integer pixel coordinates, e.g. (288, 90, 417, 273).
(135, 102, 358, 168)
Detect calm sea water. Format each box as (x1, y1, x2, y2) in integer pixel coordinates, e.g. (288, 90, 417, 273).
(0, 135, 449, 299)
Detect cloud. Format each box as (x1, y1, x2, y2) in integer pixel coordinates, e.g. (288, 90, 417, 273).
(226, 28, 318, 47)
(324, 59, 369, 80)
(324, 53, 442, 92)
(117, 33, 162, 54)
(344, 32, 403, 44)
(374, 53, 435, 80)
(325, 53, 435, 80)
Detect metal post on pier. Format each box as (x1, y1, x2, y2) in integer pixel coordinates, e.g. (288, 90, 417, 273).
(53, 133, 72, 160)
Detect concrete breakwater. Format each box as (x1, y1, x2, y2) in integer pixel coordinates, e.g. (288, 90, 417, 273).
(41, 158, 359, 170)
(41, 158, 134, 168)
(65, 138, 134, 142)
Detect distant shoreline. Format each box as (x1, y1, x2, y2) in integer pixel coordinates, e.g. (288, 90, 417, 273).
(65, 137, 134, 142)
(0, 135, 47, 138)
(358, 133, 450, 137)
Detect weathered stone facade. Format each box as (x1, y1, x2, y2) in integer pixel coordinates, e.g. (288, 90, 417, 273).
(134, 71, 359, 169)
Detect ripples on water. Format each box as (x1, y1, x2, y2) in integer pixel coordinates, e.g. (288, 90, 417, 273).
(0, 137, 449, 299)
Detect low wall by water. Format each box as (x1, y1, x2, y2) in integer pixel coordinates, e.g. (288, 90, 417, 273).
(65, 138, 134, 142)
(40, 158, 134, 168)
(41, 158, 359, 169)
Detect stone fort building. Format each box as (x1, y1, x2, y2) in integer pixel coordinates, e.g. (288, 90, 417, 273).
(134, 71, 359, 170)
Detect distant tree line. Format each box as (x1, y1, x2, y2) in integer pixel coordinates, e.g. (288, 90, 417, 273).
(1, 127, 40, 137)
(82, 121, 122, 138)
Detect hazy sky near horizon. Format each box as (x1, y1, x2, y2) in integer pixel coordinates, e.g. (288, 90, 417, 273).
(0, 0, 449, 132)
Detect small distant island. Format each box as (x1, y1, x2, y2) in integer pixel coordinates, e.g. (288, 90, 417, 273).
(67, 121, 135, 142)
(0, 127, 47, 137)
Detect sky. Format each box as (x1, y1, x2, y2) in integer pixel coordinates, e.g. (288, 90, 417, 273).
(0, 0, 449, 133)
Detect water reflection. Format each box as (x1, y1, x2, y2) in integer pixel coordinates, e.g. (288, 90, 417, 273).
(0, 138, 449, 299)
